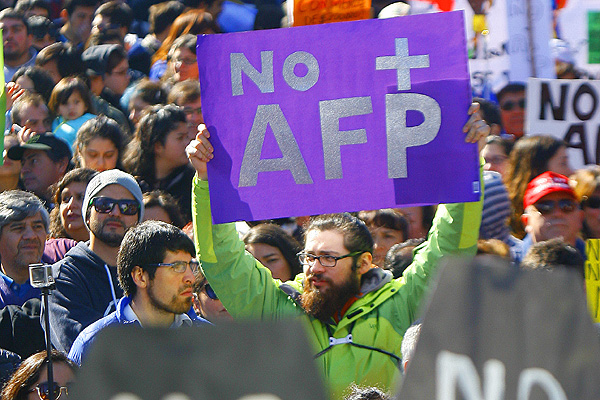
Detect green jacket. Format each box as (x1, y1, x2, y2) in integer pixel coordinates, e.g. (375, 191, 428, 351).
(192, 177, 482, 398)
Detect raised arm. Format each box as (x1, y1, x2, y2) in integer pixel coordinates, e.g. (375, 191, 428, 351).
(188, 130, 302, 320)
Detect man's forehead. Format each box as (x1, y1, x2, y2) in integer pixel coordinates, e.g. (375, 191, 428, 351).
(304, 229, 347, 253)
(6, 212, 43, 226)
(23, 149, 50, 160)
(536, 191, 576, 203)
(0, 18, 25, 28)
(95, 183, 135, 199)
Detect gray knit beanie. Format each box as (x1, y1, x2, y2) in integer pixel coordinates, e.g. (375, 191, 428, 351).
(82, 169, 145, 230)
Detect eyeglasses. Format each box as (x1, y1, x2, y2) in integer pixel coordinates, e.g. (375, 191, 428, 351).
(147, 260, 200, 274)
(533, 199, 578, 215)
(582, 196, 600, 209)
(90, 197, 140, 216)
(204, 283, 218, 300)
(29, 382, 69, 400)
(500, 99, 526, 111)
(297, 251, 364, 268)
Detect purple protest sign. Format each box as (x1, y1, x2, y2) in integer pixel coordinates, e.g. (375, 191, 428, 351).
(197, 11, 479, 224)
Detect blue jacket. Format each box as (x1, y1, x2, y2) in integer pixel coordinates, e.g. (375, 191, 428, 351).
(68, 296, 210, 365)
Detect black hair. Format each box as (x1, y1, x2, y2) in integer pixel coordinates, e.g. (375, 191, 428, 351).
(63, 0, 99, 16)
(0, 9, 29, 34)
(123, 104, 187, 184)
(11, 66, 55, 104)
(358, 209, 409, 243)
(520, 238, 585, 280)
(74, 115, 127, 170)
(49, 168, 97, 239)
(243, 223, 303, 279)
(497, 82, 526, 103)
(117, 220, 196, 297)
(473, 97, 502, 126)
(95, 1, 133, 30)
(142, 190, 185, 229)
(306, 213, 374, 257)
(149, 1, 185, 35)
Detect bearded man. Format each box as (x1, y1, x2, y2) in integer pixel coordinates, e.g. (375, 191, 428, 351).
(47, 169, 145, 354)
(68, 221, 210, 365)
(187, 102, 488, 398)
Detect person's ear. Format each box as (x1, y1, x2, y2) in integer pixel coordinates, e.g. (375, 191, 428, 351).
(356, 252, 372, 275)
(131, 266, 149, 288)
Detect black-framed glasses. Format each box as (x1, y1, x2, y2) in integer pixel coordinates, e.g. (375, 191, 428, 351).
(204, 283, 218, 300)
(582, 196, 600, 209)
(147, 260, 200, 274)
(29, 382, 69, 400)
(500, 98, 526, 111)
(90, 197, 140, 216)
(533, 199, 578, 215)
(297, 251, 364, 268)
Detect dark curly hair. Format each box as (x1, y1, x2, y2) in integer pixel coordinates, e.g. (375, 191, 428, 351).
(123, 104, 187, 185)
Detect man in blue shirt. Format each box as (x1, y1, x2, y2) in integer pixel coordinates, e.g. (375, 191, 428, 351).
(69, 220, 210, 365)
(0, 190, 48, 307)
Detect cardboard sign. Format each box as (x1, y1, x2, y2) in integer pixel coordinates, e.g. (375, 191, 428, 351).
(70, 320, 328, 400)
(586, 239, 600, 322)
(397, 256, 600, 398)
(526, 77, 600, 169)
(197, 12, 479, 223)
(557, 2, 600, 78)
(505, 0, 555, 82)
(289, 0, 371, 27)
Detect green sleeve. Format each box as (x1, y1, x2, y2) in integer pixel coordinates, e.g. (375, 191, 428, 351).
(192, 176, 302, 320)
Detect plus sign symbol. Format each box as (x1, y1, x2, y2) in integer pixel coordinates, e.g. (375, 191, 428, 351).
(375, 38, 430, 91)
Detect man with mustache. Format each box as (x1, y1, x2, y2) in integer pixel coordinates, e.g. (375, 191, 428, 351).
(47, 169, 144, 354)
(0, 190, 48, 307)
(68, 220, 209, 365)
(187, 103, 488, 398)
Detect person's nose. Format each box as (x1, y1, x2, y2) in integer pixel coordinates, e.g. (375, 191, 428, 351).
(108, 203, 121, 216)
(308, 258, 326, 275)
(22, 224, 37, 239)
(183, 265, 195, 283)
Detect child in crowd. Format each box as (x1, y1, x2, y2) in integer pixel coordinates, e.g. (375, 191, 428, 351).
(49, 76, 96, 148)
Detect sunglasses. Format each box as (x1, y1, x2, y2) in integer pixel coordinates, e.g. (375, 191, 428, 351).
(500, 99, 526, 111)
(204, 284, 218, 300)
(533, 199, 577, 215)
(90, 197, 140, 216)
(29, 382, 69, 400)
(582, 196, 600, 209)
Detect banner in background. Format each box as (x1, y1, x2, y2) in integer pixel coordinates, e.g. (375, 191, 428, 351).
(526, 77, 600, 169)
(197, 12, 479, 223)
(398, 256, 600, 398)
(290, 0, 371, 27)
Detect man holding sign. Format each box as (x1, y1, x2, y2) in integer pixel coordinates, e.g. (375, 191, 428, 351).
(187, 103, 488, 397)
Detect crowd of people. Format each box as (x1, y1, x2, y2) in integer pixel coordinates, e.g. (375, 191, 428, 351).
(0, 0, 597, 399)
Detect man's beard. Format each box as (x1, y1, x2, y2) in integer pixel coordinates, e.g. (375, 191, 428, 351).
(147, 281, 193, 315)
(300, 268, 361, 322)
(89, 217, 128, 247)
